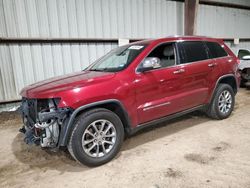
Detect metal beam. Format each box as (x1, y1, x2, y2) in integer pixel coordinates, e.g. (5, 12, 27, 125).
(200, 0, 250, 10)
(0, 99, 21, 105)
(184, 0, 199, 35)
(0, 37, 144, 44)
(1, 36, 250, 45)
(172, 0, 250, 10)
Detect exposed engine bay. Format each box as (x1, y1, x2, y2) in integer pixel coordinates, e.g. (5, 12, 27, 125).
(237, 49, 250, 88)
(19, 98, 71, 149)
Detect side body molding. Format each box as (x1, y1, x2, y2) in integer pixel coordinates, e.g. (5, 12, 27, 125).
(59, 99, 131, 146)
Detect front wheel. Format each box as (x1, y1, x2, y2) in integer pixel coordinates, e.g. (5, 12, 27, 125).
(240, 78, 248, 87)
(68, 108, 124, 166)
(206, 84, 235, 120)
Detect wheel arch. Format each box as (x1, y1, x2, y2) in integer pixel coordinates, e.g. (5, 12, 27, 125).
(209, 74, 238, 103)
(59, 99, 132, 146)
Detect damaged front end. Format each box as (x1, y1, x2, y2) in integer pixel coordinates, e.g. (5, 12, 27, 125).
(238, 61, 250, 87)
(19, 98, 71, 149)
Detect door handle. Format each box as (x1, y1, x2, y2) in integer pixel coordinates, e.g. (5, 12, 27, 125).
(173, 68, 185, 74)
(208, 63, 217, 67)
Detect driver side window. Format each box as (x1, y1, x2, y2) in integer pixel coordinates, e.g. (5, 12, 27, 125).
(147, 43, 176, 69)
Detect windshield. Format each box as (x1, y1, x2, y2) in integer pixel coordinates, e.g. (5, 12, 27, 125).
(86, 44, 147, 72)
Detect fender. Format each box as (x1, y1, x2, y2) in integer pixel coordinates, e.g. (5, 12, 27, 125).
(209, 74, 238, 103)
(58, 99, 132, 146)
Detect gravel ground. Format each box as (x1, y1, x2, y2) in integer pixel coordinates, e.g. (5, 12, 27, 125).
(0, 88, 250, 188)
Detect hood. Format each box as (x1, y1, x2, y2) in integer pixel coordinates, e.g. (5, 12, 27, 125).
(20, 71, 116, 98)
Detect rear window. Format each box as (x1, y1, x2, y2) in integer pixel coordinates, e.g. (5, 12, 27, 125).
(179, 41, 209, 64)
(205, 41, 228, 58)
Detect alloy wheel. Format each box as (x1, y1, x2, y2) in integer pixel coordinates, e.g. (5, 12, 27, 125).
(218, 90, 232, 114)
(81, 119, 117, 158)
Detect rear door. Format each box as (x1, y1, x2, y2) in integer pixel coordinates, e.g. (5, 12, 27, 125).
(176, 41, 219, 109)
(205, 41, 231, 94)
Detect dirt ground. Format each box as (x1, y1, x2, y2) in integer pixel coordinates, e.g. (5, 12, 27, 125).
(0, 89, 250, 188)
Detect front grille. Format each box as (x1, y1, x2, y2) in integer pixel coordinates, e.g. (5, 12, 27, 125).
(21, 98, 50, 124)
(37, 99, 50, 112)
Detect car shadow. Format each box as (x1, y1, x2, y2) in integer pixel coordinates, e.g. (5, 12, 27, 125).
(121, 111, 210, 152)
(11, 111, 210, 171)
(11, 133, 89, 172)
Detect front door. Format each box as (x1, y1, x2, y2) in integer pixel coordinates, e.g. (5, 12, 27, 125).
(135, 43, 187, 124)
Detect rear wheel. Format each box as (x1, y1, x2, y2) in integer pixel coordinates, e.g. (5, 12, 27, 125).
(68, 108, 124, 166)
(206, 84, 235, 120)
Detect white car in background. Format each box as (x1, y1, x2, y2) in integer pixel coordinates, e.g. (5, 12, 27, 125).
(238, 49, 250, 87)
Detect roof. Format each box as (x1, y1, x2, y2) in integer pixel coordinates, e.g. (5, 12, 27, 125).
(132, 35, 223, 45)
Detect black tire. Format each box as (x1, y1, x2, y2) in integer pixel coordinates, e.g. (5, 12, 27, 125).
(68, 108, 124, 166)
(206, 83, 235, 120)
(240, 78, 247, 87)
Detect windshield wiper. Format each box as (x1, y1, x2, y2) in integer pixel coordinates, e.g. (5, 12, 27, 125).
(89, 67, 120, 72)
(89, 68, 105, 72)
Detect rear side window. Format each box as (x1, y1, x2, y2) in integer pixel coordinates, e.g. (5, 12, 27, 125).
(179, 41, 209, 64)
(205, 42, 228, 58)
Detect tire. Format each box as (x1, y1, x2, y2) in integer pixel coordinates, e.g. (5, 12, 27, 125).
(240, 78, 247, 87)
(206, 83, 235, 120)
(68, 108, 124, 166)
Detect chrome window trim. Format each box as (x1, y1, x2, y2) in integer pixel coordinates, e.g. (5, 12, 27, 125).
(179, 56, 229, 65)
(143, 102, 171, 111)
(135, 39, 232, 74)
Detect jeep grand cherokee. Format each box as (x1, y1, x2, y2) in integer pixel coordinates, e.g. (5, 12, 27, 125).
(19, 36, 240, 166)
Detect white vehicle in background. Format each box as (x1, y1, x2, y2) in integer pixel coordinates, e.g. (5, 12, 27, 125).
(238, 49, 250, 88)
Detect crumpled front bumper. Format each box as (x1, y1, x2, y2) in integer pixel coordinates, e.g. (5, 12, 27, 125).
(19, 98, 71, 146)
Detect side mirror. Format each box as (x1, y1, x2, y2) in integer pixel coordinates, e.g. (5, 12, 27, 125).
(242, 55, 250, 60)
(137, 57, 161, 72)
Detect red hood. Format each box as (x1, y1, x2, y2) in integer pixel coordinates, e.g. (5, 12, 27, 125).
(20, 71, 116, 98)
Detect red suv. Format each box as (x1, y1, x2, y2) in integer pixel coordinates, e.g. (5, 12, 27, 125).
(20, 36, 240, 166)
